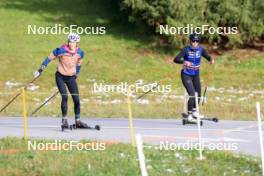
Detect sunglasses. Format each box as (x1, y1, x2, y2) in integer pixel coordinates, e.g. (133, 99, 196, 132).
(191, 40, 200, 43)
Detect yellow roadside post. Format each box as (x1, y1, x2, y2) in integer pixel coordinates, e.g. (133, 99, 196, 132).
(127, 89, 135, 146)
(21, 88, 27, 141)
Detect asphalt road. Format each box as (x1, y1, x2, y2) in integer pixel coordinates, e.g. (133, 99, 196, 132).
(0, 117, 262, 156)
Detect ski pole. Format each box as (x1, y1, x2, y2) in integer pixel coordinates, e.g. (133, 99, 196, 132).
(202, 64, 211, 106)
(0, 77, 38, 113)
(136, 71, 175, 100)
(30, 91, 59, 116)
(202, 87, 207, 106)
(136, 58, 178, 100)
(137, 83, 160, 100)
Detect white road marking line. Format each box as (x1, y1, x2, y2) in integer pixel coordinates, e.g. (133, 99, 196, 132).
(223, 124, 258, 134)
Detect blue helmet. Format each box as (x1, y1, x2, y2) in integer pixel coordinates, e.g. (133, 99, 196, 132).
(189, 33, 200, 42)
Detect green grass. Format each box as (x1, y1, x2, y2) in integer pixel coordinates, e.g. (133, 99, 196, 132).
(0, 89, 262, 120)
(0, 137, 261, 176)
(0, 0, 264, 119)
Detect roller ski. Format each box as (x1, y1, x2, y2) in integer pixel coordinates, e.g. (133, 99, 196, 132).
(70, 120, 100, 131)
(192, 112, 219, 123)
(61, 119, 100, 131)
(182, 113, 219, 126)
(199, 116, 219, 122)
(182, 113, 203, 126)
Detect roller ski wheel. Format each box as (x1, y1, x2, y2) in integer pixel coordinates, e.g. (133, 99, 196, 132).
(70, 124, 76, 129)
(95, 125, 100, 130)
(212, 118, 219, 122)
(61, 125, 69, 131)
(182, 118, 187, 125)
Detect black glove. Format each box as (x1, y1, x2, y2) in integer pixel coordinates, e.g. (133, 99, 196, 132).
(34, 65, 45, 78)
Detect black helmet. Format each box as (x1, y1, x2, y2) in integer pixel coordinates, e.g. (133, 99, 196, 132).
(189, 33, 200, 42)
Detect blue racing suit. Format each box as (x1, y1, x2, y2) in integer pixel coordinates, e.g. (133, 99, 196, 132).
(174, 45, 211, 75)
(174, 45, 212, 113)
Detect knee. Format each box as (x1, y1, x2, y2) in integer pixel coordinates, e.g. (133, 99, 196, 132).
(61, 95, 68, 102)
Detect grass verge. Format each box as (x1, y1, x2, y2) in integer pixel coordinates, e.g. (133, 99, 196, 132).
(0, 137, 261, 176)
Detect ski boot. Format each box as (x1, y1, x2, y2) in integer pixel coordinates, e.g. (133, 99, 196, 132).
(61, 118, 69, 131)
(182, 113, 203, 126)
(192, 110, 204, 126)
(75, 120, 89, 128)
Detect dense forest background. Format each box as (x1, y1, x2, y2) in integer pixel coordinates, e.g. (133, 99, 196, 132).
(118, 0, 264, 49)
